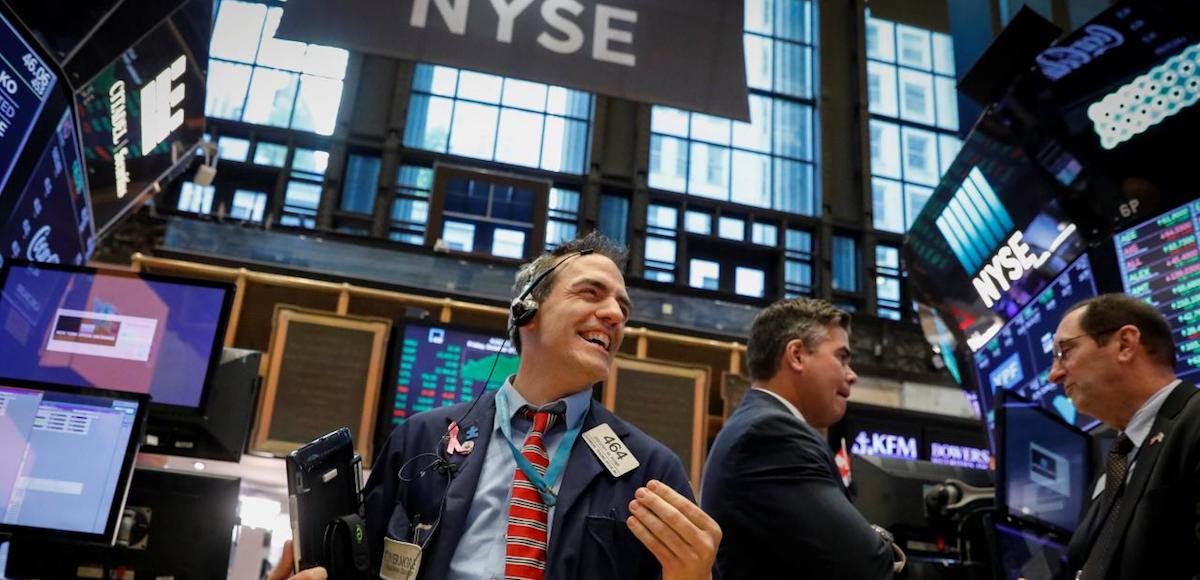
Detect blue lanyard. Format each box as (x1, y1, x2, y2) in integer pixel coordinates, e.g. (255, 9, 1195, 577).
(494, 392, 584, 507)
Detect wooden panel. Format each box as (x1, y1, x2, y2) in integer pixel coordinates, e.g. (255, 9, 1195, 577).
(721, 372, 752, 420)
(604, 356, 708, 485)
(252, 306, 390, 464)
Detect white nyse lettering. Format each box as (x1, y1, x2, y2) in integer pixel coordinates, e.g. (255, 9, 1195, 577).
(971, 231, 1041, 307)
(593, 4, 636, 66)
(538, 0, 585, 55)
(411, 0, 470, 35)
(489, 0, 536, 44)
(140, 55, 187, 154)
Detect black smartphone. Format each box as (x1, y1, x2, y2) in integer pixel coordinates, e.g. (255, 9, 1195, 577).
(286, 427, 360, 571)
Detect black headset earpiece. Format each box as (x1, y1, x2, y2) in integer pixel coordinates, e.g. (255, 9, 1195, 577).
(508, 249, 594, 329)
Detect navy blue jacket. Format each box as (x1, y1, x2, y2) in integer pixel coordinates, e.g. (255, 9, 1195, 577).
(701, 389, 893, 579)
(364, 389, 694, 579)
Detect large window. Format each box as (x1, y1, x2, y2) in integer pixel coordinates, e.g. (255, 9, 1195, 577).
(648, 0, 817, 216)
(866, 15, 962, 233)
(404, 65, 593, 174)
(206, 1, 350, 135)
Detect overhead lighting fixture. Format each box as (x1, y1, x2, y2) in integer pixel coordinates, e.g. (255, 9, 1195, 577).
(1088, 42, 1200, 150)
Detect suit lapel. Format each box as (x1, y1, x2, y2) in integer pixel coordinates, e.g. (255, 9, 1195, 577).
(547, 404, 618, 556)
(743, 390, 847, 497)
(428, 391, 497, 572)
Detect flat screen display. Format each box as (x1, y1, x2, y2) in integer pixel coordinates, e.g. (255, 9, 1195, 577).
(1112, 200, 1200, 383)
(998, 392, 1092, 535)
(0, 6, 58, 197)
(993, 523, 1069, 580)
(388, 322, 517, 426)
(972, 254, 1101, 446)
(0, 381, 147, 544)
(0, 261, 232, 408)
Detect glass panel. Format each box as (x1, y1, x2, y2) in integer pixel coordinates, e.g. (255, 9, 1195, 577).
(745, 0, 773, 36)
(231, 190, 267, 222)
(901, 127, 938, 186)
(876, 245, 900, 269)
(786, 229, 811, 252)
(934, 76, 959, 131)
(205, 61, 253, 120)
(688, 142, 730, 200)
(397, 165, 434, 191)
(495, 109, 544, 168)
(210, 1, 266, 63)
(869, 120, 901, 179)
(413, 64, 458, 96)
(877, 276, 901, 301)
(684, 210, 712, 235)
(492, 228, 526, 259)
(645, 237, 677, 264)
(404, 94, 453, 152)
(905, 184, 934, 229)
(736, 267, 766, 297)
(303, 45, 350, 79)
(786, 260, 812, 287)
(389, 232, 425, 245)
(243, 68, 299, 127)
(775, 0, 812, 43)
(938, 134, 962, 175)
(502, 78, 548, 111)
(651, 106, 691, 138)
(774, 42, 812, 99)
(774, 159, 815, 215)
(598, 194, 629, 244)
(752, 222, 777, 245)
(866, 62, 898, 117)
(448, 101, 499, 159)
(284, 181, 322, 211)
(832, 236, 859, 292)
(647, 204, 678, 230)
(895, 24, 932, 70)
(545, 86, 591, 118)
(457, 70, 503, 103)
(546, 220, 578, 248)
(541, 117, 588, 174)
(872, 177, 904, 233)
(254, 142, 288, 167)
(731, 150, 770, 208)
(689, 259, 720, 290)
(932, 32, 955, 76)
(718, 216, 745, 241)
(442, 221, 476, 252)
(865, 17, 895, 62)
(773, 99, 812, 160)
(257, 8, 307, 72)
(648, 135, 688, 192)
(341, 154, 381, 214)
(744, 34, 773, 92)
(690, 114, 731, 146)
(217, 137, 250, 162)
(293, 148, 330, 176)
(393, 198, 430, 223)
(898, 69, 935, 124)
(292, 75, 343, 135)
(177, 182, 214, 214)
(732, 94, 772, 153)
(549, 188, 581, 214)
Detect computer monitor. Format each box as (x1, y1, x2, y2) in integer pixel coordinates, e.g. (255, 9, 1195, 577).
(0, 260, 233, 410)
(5, 467, 241, 579)
(996, 389, 1092, 536)
(0, 380, 148, 545)
(992, 522, 1070, 580)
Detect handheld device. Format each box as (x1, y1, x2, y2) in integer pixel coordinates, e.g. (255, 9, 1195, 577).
(286, 427, 361, 571)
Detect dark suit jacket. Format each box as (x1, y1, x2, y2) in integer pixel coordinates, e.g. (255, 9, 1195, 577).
(700, 389, 893, 579)
(364, 389, 694, 580)
(1067, 381, 1200, 580)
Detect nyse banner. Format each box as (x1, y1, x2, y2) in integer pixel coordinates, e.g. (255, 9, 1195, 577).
(75, 1, 210, 237)
(277, 0, 750, 121)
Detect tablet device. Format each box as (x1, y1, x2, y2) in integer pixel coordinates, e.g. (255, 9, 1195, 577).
(286, 427, 360, 571)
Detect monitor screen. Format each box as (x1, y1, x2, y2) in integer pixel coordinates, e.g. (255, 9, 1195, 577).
(1112, 200, 1200, 383)
(971, 254, 1101, 447)
(0, 381, 147, 544)
(993, 523, 1070, 580)
(0, 261, 233, 408)
(0, 6, 60, 197)
(387, 322, 517, 427)
(998, 391, 1092, 535)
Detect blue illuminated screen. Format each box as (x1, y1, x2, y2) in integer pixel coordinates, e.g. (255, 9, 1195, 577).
(1000, 397, 1091, 534)
(0, 9, 57, 196)
(390, 323, 517, 425)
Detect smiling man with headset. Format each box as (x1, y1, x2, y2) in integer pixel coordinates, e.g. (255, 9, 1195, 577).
(363, 231, 720, 580)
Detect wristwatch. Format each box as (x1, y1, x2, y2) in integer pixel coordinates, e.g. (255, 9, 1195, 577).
(871, 524, 907, 574)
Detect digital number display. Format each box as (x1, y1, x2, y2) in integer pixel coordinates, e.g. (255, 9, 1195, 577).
(390, 324, 518, 425)
(1114, 201, 1200, 382)
(0, 11, 57, 195)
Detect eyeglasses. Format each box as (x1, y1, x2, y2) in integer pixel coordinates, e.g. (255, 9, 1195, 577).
(1050, 326, 1125, 362)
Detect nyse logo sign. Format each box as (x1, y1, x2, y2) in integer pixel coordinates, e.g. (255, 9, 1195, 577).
(971, 232, 1041, 308)
(851, 431, 918, 460)
(140, 55, 187, 155)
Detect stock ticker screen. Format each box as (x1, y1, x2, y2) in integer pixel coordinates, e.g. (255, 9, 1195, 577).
(972, 255, 1102, 445)
(1114, 201, 1200, 382)
(389, 323, 519, 426)
(0, 8, 57, 196)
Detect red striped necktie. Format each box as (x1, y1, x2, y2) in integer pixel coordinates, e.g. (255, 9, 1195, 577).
(504, 406, 562, 580)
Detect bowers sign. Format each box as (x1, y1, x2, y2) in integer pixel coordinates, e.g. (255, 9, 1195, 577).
(277, 0, 750, 121)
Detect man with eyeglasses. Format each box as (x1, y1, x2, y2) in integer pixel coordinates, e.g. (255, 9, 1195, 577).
(1047, 293, 1199, 580)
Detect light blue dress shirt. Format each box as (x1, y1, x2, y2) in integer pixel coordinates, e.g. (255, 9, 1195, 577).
(447, 378, 592, 580)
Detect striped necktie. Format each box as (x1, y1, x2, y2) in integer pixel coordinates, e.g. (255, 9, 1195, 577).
(1080, 433, 1135, 579)
(504, 406, 562, 580)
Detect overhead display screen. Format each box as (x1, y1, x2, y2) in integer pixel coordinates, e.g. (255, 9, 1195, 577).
(388, 323, 517, 426)
(1113, 200, 1200, 382)
(0, 7, 57, 196)
(972, 254, 1101, 446)
(0, 261, 232, 408)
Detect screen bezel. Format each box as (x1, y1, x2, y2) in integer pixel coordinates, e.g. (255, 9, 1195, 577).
(0, 377, 150, 545)
(0, 259, 235, 414)
(995, 388, 1093, 539)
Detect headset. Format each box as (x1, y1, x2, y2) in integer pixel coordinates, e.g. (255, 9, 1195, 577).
(393, 248, 595, 548)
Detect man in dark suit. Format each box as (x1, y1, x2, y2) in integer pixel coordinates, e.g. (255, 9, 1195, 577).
(700, 298, 900, 579)
(1048, 293, 1200, 579)
(362, 232, 720, 580)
